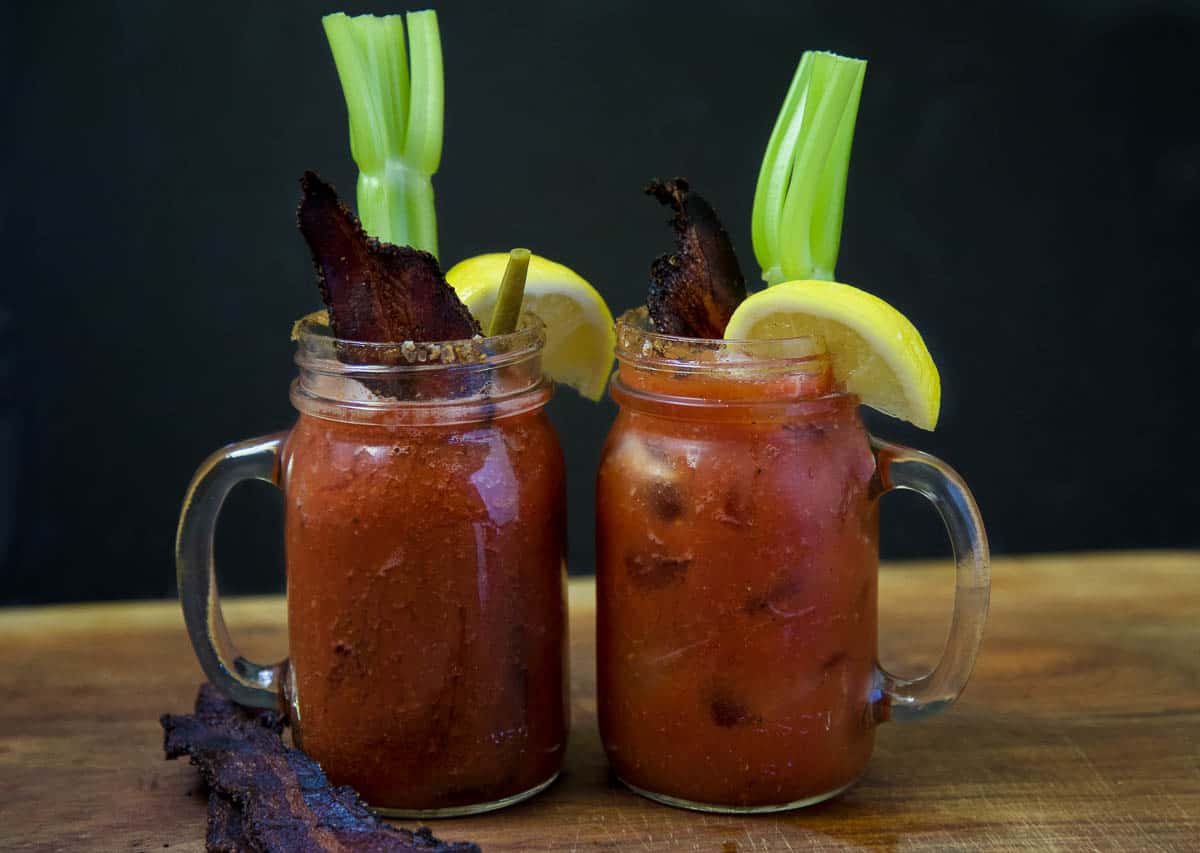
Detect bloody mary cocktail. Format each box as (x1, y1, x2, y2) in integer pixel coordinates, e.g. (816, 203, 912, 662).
(597, 310, 880, 810)
(282, 318, 567, 815)
(588, 45, 990, 813)
(174, 8, 615, 823)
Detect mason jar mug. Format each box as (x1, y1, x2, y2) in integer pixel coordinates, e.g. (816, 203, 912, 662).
(596, 309, 989, 812)
(176, 315, 568, 817)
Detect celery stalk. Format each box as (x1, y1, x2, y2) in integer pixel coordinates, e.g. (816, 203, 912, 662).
(322, 11, 444, 257)
(751, 52, 866, 284)
(751, 53, 814, 284)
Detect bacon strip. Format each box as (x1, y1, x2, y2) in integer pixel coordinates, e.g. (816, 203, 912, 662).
(161, 683, 480, 853)
(206, 794, 249, 853)
(297, 172, 480, 345)
(645, 177, 747, 338)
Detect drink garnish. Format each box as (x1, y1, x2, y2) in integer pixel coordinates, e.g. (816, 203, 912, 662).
(322, 11, 445, 257)
(621, 49, 939, 428)
(297, 171, 480, 345)
(751, 51, 866, 285)
(308, 9, 618, 401)
(446, 253, 616, 400)
(644, 178, 747, 338)
(302, 12, 480, 350)
(161, 683, 480, 852)
(486, 248, 532, 336)
(724, 50, 942, 429)
(724, 280, 941, 429)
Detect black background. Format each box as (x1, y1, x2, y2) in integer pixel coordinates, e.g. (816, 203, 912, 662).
(2, 1, 1197, 604)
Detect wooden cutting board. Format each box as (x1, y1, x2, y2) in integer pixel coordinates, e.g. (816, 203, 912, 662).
(1, 552, 1197, 851)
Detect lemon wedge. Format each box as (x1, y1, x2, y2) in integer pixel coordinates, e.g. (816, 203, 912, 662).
(723, 280, 941, 429)
(446, 253, 615, 401)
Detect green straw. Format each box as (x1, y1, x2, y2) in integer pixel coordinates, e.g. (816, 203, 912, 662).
(487, 249, 532, 336)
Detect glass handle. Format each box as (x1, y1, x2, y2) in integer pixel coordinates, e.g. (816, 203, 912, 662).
(175, 433, 288, 710)
(871, 436, 990, 722)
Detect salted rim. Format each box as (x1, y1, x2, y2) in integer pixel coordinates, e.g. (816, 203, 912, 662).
(614, 306, 828, 372)
(292, 311, 546, 373)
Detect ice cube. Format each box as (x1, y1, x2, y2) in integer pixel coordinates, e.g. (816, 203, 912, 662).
(625, 550, 692, 589)
(783, 421, 826, 441)
(643, 480, 685, 521)
(609, 434, 678, 483)
(715, 486, 752, 527)
(705, 683, 754, 728)
(741, 577, 809, 618)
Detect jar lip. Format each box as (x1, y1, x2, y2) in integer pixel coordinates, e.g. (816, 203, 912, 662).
(291, 376, 554, 424)
(614, 306, 829, 372)
(609, 371, 857, 418)
(294, 311, 545, 372)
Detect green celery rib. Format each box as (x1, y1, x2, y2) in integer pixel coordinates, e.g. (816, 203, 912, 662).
(400, 10, 443, 257)
(804, 57, 865, 280)
(751, 51, 866, 284)
(751, 53, 815, 285)
(322, 11, 444, 257)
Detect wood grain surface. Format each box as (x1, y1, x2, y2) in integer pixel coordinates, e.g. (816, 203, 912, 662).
(1, 552, 1197, 852)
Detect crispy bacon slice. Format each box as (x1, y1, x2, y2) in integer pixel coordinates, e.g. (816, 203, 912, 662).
(297, 172, 480, 345)
(162, 683, 479, 853)
(645, 177, 747, 338)
(206, 794, 250, 853)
